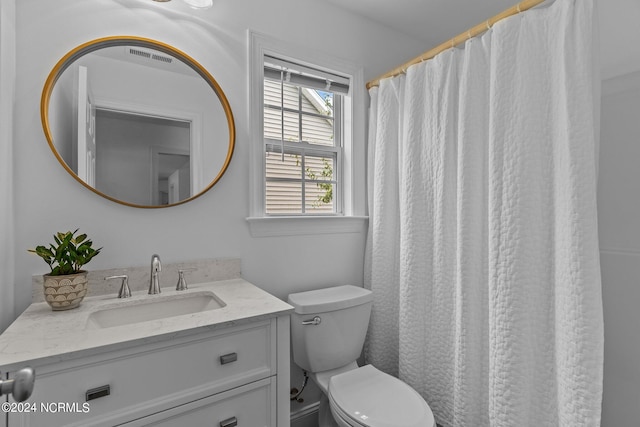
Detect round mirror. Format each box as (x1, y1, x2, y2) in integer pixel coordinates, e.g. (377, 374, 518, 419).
(41, 36, 235, 208)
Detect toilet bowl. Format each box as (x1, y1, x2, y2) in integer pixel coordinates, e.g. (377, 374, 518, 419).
(288, 285, 435, 427)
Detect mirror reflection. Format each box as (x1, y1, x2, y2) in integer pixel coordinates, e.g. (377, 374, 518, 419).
(43, 37, 235, 208)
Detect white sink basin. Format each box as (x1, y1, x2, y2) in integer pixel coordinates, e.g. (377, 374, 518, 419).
(86, 291, 226, 329)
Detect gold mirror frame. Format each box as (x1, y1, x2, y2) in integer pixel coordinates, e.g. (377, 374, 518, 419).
(41, 36, 235, 208)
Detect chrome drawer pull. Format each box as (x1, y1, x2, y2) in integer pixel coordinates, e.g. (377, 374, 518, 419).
(301, 316, 321, 326)
(86, 385, 110, 402)
(220, 416, 238, 427)
(219, 352, 238, 365)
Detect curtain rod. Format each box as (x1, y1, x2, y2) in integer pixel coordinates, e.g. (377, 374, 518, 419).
(366, 0, 547, 90)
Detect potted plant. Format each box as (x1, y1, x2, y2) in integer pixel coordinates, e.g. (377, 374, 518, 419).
(28, 229, 102, 311)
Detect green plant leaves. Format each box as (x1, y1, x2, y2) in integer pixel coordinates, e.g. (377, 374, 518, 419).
(28, 229, 102, 276)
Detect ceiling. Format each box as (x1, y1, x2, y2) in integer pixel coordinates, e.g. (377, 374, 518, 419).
(323, 0, 640, 80)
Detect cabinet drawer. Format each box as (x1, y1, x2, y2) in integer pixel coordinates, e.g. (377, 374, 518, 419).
(121, 377, 275, 427)
(10, 321, 273, 427)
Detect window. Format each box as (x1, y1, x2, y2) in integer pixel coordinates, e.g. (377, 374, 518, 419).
(248, 32, 367, 236)
(262, 56, 350, 215)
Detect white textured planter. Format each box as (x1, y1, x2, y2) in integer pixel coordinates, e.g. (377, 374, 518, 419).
(43, 271, 88, 311)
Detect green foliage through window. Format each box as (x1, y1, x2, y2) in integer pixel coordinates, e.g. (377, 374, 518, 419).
(305, 158, 333, 207)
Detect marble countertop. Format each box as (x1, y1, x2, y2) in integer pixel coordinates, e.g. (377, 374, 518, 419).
(0, 279, 293, 372)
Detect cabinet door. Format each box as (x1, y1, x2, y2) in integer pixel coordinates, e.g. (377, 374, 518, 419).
(120, 377, 275, 427)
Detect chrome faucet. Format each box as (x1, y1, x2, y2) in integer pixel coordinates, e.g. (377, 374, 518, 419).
(149, 254, 162, 294)
(105, 275, 131, 298)
(176, 268, 197, 291)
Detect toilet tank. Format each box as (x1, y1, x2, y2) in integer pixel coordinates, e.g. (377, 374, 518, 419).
(288, 285, 372, 373)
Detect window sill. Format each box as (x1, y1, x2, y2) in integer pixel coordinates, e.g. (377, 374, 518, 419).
(246, 216, 368, 237)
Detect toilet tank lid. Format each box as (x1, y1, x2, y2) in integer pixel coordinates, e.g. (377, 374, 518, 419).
(288, 285, 372, 314)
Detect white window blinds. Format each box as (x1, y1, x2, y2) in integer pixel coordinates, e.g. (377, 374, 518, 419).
(264, 55, 350, 95)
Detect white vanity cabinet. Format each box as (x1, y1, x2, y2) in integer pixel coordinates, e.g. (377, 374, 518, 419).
(4, 316, 290, 427)
(0, 278, 293, 427)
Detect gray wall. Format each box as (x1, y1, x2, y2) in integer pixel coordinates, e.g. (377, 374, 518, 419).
(48, 67, 74, 168)
(12, 0, 423, 313)
(599, 71, 640, 427)
(95, 111, 190, 205)
(0, 0, 16, 331)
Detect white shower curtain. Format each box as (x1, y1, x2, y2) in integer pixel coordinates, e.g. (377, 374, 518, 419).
(364, 0, 603, 426)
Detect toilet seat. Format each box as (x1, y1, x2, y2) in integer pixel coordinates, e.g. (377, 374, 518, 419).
(327, 365, 435, 427)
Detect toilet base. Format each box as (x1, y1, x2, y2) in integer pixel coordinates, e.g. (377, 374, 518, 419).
(318, 394, 340, 427)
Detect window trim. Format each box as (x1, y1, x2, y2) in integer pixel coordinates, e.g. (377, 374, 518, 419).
(248, 31, 367, 236)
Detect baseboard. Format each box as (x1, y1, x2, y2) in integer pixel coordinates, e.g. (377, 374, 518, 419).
(291, 401, 320, 421)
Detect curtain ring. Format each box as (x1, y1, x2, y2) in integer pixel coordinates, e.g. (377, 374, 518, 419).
(486, 20, 491, 31)
(516, 3, 521, 13)
(467, 30, 472, 40)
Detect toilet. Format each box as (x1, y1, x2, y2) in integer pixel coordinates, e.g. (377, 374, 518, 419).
(288, 285, 435, 427)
